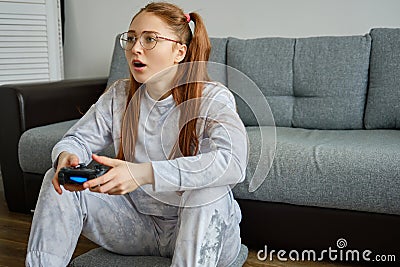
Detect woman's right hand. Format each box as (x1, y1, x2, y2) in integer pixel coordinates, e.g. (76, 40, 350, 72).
(51, 151, 81, 194)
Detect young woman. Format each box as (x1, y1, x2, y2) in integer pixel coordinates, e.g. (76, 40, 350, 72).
(26, 2, 247, 266)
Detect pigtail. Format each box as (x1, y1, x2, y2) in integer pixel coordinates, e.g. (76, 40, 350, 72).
(117, 75, 141, 161)
(171, 12, 211, 158)
(183, 12, 211, 63)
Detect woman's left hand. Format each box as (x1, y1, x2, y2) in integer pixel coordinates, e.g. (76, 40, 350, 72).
(83, 154, 154, 195)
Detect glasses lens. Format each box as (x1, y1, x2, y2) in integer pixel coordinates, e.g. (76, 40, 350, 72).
(140, 32, 157, 50)
(120, 32, 135, 50)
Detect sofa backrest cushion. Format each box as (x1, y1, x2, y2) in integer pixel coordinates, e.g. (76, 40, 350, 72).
(227, 37, 295, 127)
(365, 28, 400, 129)
(208, 37, 228, 85)
(107, 34, 130, 88)
(227, 35, 371, 129)
(292, 35, 371, 129)
(107, 35, 228, 88)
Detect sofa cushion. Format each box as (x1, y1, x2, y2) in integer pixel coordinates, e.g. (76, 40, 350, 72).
(292, 35, 371, 129)
(69, 244, 248, 267)
(227, 37, 295, 127)
(365, 28, 400, 129)
(107, 34, 130, 88)
(208, 37, 228, 85)
(233, 127, 400, 216)
(227, 35, 371, 130)
(19, 120, 115, 174)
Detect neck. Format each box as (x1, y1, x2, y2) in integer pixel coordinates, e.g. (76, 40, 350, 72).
(145, 64, 178, 101)
(145, 81, 172, 101)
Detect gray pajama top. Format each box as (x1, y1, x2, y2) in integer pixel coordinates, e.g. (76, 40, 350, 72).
(51, 79, 248, 216)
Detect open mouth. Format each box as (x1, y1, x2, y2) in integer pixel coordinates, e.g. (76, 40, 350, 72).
(133, 61, 146, 68)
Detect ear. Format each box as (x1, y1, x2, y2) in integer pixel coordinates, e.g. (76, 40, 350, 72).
(174, 44, 187, 63)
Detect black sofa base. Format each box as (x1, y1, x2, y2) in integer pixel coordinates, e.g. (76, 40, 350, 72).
(237, 199, 399, 265)
(24, 172, 45, 213)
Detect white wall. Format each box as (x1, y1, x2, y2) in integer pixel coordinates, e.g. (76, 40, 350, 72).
(63, 0, 400, 80)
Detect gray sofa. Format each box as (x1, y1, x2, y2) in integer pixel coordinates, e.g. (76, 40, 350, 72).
(1, 28, 399, 264)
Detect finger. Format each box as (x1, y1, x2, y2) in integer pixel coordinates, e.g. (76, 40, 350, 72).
(106, 187, 123, 195)
(83, 171, 113, 189)
(106, 183, 136, 195)
(98, 177, 124, 194)
(88, 178, 115, 194)
(105, 175, 140, 195)
(92, 154, 117, 168)
(106, 179, 139, 195)
(88, 184, 101, 193)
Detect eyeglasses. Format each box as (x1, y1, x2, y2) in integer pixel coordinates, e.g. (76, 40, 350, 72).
(119, 31, 182, 50)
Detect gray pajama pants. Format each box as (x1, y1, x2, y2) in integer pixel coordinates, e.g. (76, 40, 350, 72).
(26, 169, 242, 267)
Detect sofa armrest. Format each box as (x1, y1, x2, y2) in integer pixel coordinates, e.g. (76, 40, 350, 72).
(1, 77, 108, 130)
(0, 77, 107, 212)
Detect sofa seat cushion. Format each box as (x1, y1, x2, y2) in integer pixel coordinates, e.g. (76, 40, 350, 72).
(19, 120, 115, 174)
(233, 127, 400, 215)
(19, 120, 78, 174)
(69, 244, 248, 267)
(69, 248, 171, 267)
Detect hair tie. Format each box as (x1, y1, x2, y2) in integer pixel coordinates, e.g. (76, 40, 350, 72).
(184, 13, 191, 23)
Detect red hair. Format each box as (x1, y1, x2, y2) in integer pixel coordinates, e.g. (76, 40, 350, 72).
(117, 2, 211, 161)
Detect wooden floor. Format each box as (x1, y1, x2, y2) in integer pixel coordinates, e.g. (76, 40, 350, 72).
(0, 176, 362, 267)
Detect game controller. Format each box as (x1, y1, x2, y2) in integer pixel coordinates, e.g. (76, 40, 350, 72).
(58, 163, 109, 185)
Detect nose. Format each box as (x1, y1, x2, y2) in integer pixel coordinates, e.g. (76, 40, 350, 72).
(131, 38, 143, 54)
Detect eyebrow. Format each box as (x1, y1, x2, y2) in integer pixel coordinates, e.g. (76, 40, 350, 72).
(127, 30, 161, 35)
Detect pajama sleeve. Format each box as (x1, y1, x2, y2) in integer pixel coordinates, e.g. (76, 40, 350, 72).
(51, 84, 116, 168)
(151, 85, 248, 192)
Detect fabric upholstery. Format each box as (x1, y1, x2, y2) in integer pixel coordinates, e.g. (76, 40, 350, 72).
(208, 37, 228, 85)
(233, 127, 400, 216)
(19, 120, 115, 174)
(69, 250, 171, 267)
(365, 28, 400, 129)
(69, 244, 248, 267)
(227, 37, 295, 127)
(107, 34, 130, 88)
(19, 120, 78, 173)
(292, 35, 371, 129)
(227, 35, 371, 130)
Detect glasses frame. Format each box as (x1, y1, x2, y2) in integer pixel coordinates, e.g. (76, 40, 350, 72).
(120, 31, 182, 50)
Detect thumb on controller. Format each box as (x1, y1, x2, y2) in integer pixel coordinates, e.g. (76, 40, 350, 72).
(69, 154, 79, 167)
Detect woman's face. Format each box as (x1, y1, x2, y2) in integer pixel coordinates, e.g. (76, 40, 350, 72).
(125, 12, 186, 84)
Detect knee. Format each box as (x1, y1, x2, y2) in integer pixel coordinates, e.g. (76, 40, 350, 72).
(37, 168, 63, 201)
(178, 187, 236, 227)
(42, 168, 56, 186)
(180, 186, 231, 208)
